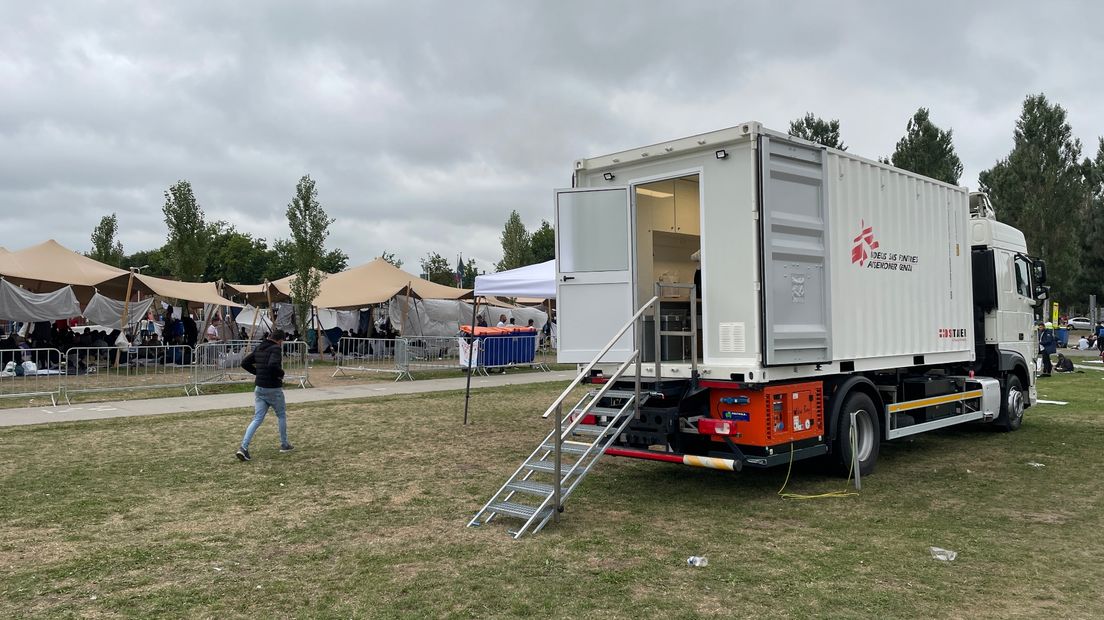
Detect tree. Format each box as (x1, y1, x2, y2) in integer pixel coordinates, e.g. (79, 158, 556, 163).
(419, 252, 455, 286)
(461, 258, 478, 289)
(319, 248, 349, 274)
(496, 210, 532, 271)
(530, 220, 555, 263)
(979, 94, 1087, 303)
(1073, 138, 1104, 302)
(204, 222, 270, 284)
(265, 239, 349, 281)
(88, 213, 125, 267)
(162, 180, 208, 282)
(888, 108, 963, 185)
(121, 247, 171, 277)
(788, 113, 846, 150)
(285, 175, 334, 337)
(379, 251, 403, 268)
(264, 239, 297, 281)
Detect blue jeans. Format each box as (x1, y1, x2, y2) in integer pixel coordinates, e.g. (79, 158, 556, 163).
(241, 387, 288, 449)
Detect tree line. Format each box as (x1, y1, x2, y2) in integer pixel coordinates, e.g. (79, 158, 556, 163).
(791, 96, 1103, 307)
(88, 175, 345, 336)
(88, 176, 349, 286)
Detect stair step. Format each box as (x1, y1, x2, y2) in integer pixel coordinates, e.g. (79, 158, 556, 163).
(489, 500, 548, 520)
(540, 440, 594, 455)
(505, 480, 555, 497)
(591, 389, 636, 399)
(572, 424, 611, 436)
(591, 405, 631, 416)
(523, 460, 575, 474)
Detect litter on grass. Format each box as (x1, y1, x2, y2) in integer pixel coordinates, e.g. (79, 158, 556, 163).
(929, 547, 957, 561)
(1027, 462, 1046, 468)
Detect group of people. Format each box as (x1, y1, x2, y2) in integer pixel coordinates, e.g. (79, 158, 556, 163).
(1037, 320, 1104, 376)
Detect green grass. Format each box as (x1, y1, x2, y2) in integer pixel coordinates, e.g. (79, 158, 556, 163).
(0, 373, 1102, 618)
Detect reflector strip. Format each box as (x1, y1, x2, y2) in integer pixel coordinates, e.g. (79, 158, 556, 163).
(887, 389, 984, 414)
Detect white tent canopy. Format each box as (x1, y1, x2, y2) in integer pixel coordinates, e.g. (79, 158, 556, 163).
(474, 260, 555, 299)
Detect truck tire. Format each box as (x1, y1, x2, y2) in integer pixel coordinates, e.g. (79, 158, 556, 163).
(995, 375, 1025, 432)
(833, 392, 880, 477)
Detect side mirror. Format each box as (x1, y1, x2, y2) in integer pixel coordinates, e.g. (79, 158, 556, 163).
(1033, 259, 1047, 285)
(1034, 285, 1050, 303)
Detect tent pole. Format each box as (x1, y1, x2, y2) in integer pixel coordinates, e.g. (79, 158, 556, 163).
(115, 268, 135, 367)
(463, 295, 480, 426)
(400, 282, 411, 336)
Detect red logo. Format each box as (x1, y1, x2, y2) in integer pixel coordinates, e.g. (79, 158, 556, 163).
(852, 220, 879, 266)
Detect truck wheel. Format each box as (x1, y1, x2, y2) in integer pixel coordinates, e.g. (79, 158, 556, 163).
(995, 375, 1025, 431)
(833, 392, 881, 477)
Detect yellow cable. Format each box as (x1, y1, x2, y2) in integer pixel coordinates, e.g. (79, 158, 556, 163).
(777, 423, 859, 500)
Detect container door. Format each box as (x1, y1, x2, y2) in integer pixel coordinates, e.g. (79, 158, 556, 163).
(759, 136, 832, 365)
(555, 187, 635, 363)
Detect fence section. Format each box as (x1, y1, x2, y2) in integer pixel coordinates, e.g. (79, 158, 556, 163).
(193, 340, 311, 393)
(63, 345, 197, 398)
(404, 337, 462, 373)
(0, 347, 65, 405)
(332, 337, 411, 381)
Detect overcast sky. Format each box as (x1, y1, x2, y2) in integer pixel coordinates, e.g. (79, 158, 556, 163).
(2, 1, 1102, 278)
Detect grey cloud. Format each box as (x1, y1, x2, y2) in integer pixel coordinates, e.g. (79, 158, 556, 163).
(1, 1, 1102, 278)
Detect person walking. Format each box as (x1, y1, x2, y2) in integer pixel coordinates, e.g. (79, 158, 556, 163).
(236, 329, 292, 461)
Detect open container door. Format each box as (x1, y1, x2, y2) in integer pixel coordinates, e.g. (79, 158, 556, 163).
(555, 187, 635, 364)
(759, 135, 832, 365)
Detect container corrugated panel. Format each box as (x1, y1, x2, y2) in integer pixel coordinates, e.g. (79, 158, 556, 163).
(825, 153, 972, 362)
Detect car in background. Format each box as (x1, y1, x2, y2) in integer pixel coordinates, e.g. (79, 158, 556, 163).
(1067, 317, 1092, 330)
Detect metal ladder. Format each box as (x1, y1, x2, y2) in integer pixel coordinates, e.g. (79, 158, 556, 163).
(468, 296, 660, 538)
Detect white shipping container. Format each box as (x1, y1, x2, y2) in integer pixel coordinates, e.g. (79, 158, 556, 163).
(558, 122, 973, 381)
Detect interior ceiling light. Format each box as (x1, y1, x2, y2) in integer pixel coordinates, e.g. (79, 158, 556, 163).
(636, 188, 674, 198)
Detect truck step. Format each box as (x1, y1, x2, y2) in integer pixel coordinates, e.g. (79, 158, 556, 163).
(592, 389, 636, 399)
(488, 501, 548, 520)
(523, 460, 571, 474)
(572, 424, 611, 436)
(505, 480, 554, 497)
(540, 440, 594, 455)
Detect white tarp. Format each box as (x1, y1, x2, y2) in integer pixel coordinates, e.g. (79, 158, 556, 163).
(474, 260, 555, 298)
(0, 279, 81, 321)
(82, 292, 155, 329)
(315, 308, 360, 332)
(234, 305, 274, 335)
(389, 296, 547, 337)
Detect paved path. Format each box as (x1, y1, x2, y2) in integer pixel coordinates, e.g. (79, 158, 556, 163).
(0, 371, 574, 428)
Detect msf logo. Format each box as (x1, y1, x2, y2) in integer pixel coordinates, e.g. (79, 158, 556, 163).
(851, 220, 879, 266)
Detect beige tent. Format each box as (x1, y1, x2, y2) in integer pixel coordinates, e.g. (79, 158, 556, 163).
(0, 240, 240, 307)
(223, 281, 278, 305)
(313, 259, 471, 310)
(134, 274, 241, 307)
(0, 239, 132, 296)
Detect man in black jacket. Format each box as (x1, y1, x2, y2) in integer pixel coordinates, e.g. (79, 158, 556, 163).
(236, 329, 292, 461)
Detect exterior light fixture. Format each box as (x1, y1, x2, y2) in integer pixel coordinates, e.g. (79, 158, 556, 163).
(715, 149, 728, 160)
(603, 172, 615, 181)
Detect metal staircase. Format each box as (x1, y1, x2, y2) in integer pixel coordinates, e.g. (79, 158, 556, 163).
(468, 296, 662, 539)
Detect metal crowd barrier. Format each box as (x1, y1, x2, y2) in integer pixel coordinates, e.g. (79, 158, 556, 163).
(63, 345, 197, 398)
(404, 336, 462, 373)
(0, 347, 66, 406)
(332, 337, 411, 381)
(193, 340, 311, 393)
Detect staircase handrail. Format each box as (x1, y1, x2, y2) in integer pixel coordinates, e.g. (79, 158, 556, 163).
(541, 295, 659, 420)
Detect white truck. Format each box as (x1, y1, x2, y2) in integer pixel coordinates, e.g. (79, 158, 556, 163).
(471, 122, 1046, 537)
